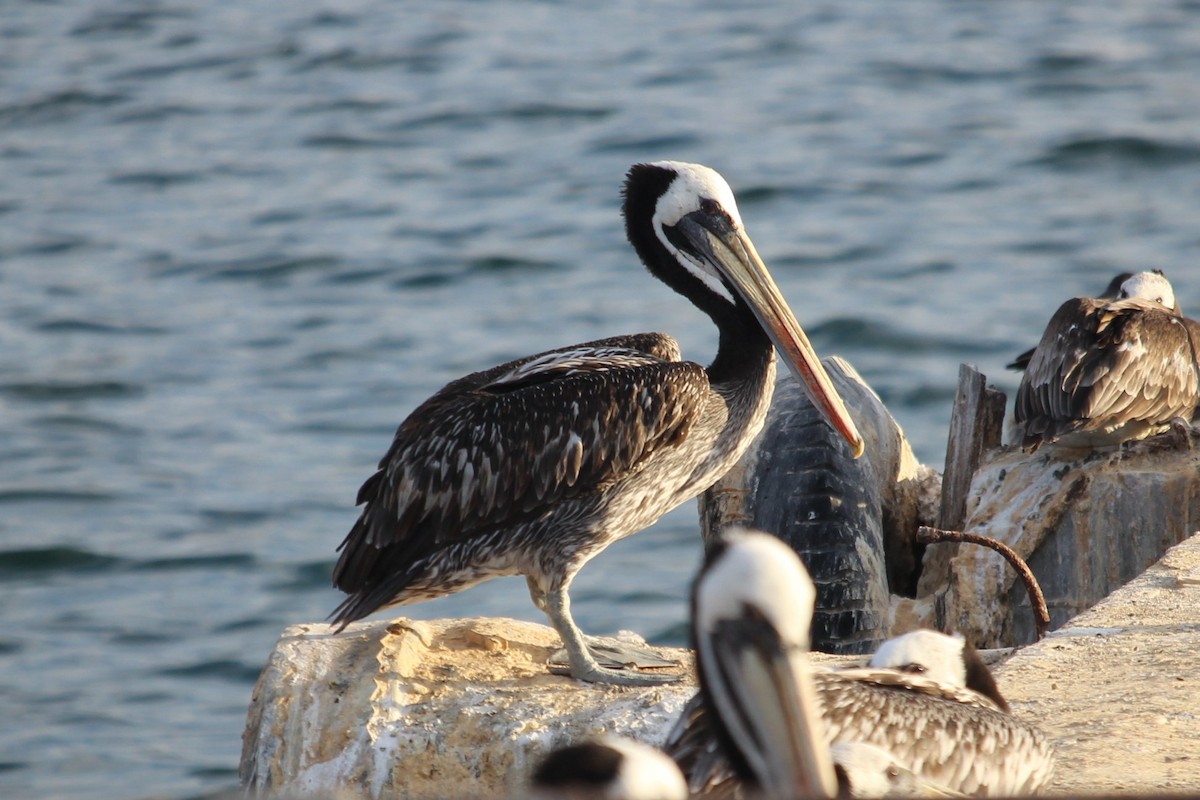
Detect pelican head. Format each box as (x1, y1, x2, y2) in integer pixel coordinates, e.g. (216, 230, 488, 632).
(624, 161, 864, 458)
(1118, 270, 1177, 311)
(692, 527, 839, 799)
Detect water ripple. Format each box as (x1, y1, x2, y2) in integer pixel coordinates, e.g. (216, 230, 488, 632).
(0, 489, 120, 504)
(588, 133, 702, 154)
(0, 89, 127, 127)
(70, 8, 191, 38)
(156, 659, 264, 684)
(0, 547, 123, 577)
(1034, 135, 1200, 169)
(132, 553, 258, 572)
(34, 318, 170, 336)
(0, 381, 145, 402)
(109, 170, 206, 189)
(810, 317, 1006, 356)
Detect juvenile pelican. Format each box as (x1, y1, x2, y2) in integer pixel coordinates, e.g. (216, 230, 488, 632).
(1005, 272, 1138, 372)
(1014, 270, 1200, 451)
(868, 629, 1009, 712)
(330, 163, 863, 685)
(675, 534, 1055, 796)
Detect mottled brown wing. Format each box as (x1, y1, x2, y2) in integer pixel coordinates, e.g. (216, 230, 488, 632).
(1019, 298, 1200, 447)
(818, 676, 1056, 796)
(1015, 297, 1106, 431)
(1072, 303, 1200, 429)
(332, 340, 706, 594)
(665, 669, 1051, 797)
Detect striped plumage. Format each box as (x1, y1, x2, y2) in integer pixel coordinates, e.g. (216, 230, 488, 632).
(674, 577, 1055, 797)
(1014, 270, 1200, 451)
(330, 162, 862, 685)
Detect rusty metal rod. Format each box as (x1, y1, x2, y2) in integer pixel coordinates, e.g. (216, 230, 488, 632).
(916, 525, 1051, 641)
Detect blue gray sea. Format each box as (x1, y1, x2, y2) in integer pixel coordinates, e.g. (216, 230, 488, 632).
(3, 2, 1200, 797)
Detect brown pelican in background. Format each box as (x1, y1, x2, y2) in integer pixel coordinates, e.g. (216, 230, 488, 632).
(675, 534, 1055, 796)
(529, 736, 688, 800)
(1005, 271, 1139, 371)
(1014, 270, 1200, 451)
(330, 162, 864, 685)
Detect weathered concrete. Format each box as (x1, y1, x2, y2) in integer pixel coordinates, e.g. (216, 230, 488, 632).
(998, 532, 1200, 794)
(239, 617, 697, 799)
(241, 534, 1200, 798)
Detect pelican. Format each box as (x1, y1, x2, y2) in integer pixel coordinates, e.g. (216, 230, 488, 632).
(329, 162, 863, 685)
(675, 531, 1055, 796)
(692, 529, 971, 798)
(867, 629, 1009, 712)
(1005, 271, 1138, 371)
(529, 736, 689, 800)
(1014, 270, 1200, 451)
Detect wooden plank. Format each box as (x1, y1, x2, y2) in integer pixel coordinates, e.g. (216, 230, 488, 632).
(937, 364, 1005, 531)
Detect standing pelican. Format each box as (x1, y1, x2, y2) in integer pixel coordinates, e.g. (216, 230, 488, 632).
(330, 162, 863, 685)
(1014, 270, 1200, 451)
(675, 533, 1055, 796)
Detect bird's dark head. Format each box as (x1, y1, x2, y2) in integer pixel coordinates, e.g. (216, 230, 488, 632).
(622, 161, 748, 313)
(621, 161, 864, 458)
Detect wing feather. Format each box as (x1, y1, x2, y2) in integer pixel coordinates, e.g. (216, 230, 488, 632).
(1016, 298, 1200, 448)
(665, 671, 1055, 797)
(332, 334, 706, 596)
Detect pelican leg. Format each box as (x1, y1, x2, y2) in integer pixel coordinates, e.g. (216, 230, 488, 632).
(541, 584, 680, 686)
(526, 576, 547, 611)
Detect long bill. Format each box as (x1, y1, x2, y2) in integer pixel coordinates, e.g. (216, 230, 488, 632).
(689, 218, 865, 458)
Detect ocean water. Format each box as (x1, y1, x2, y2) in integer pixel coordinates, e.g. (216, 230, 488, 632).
(3, 2, 1200, 797)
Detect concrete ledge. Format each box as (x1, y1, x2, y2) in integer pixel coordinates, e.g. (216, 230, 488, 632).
(239, 617, 698, 798)
(240, 534, 1200, 798)
(996, 531, 1200, 794)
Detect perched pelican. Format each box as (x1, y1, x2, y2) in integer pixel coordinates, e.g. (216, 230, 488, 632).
(529, 736, 689, 800)
(330, 162, 863, 685)
(1005, 272, 1138, 371)
(868, 629, 1009, 712)
(674, 533, 1055, 796)
(1014, 270, 1200, 451)
(692, 528, 840, 799)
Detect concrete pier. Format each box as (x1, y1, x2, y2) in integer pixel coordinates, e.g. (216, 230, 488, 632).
(240, 533, 1200, 798)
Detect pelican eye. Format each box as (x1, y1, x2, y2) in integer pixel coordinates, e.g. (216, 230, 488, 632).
(887, 765, 901, 779)
(901, 663, 927, 674)
(699, 198, 722, 215)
